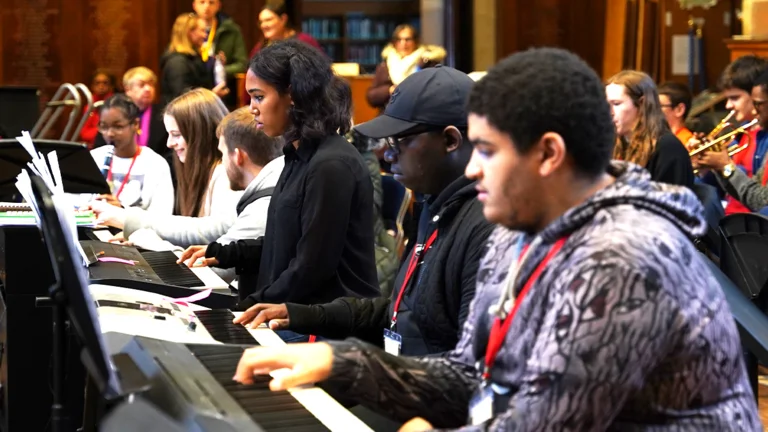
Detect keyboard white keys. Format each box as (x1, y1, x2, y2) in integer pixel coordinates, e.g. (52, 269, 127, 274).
(89, 286, 373, 431)
(231, 311, 375, 432)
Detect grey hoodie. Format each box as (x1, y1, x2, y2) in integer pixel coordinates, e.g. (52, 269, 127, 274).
(123, 156, 284, 248)
(322, 161, 761, 431)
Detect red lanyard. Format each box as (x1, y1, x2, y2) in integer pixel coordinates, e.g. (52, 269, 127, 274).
(390, 229, 438, 328)
(107, 147, 141, 199)
(482, 236, 568, 380)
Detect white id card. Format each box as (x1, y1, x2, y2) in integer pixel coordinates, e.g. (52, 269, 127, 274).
(383, 329, 402, 356)
(469, 384, 494, 425)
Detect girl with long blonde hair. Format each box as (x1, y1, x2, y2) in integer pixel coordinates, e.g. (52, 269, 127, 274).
(160, 13, 228, 104)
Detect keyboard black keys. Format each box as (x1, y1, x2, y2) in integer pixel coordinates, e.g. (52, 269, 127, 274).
(194, 309, 258, 345)
(186, 343, 331, 431)
(140, 250, 205, 288)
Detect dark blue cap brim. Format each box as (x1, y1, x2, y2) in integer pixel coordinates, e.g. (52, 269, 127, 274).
(354, 114, 419, 139)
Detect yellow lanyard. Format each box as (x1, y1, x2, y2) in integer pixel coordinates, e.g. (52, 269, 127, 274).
(201, 19, 217, 62)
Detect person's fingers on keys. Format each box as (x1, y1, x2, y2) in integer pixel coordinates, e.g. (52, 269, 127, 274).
(248, 304, 288, 329)
(186, 249, 207, 267)
(177, 246, 197, 264)
(269, 344, 333, 391)
(268, 318, 290, 330)
(233, 347, 294, 384)
(233, 304, 265, 325)
(192, 257, 218, 267)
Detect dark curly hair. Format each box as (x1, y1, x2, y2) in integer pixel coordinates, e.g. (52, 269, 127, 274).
(467, 47, 615, 177)
(752, 66, 768, 94)
(719, 55, 768, 93)
(248, 39, 351, 143)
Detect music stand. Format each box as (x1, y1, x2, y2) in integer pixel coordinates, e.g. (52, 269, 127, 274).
(27, 176, 120, 432)
(0, 139, 109, 198)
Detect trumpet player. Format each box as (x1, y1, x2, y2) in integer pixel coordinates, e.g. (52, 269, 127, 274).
(697, 70, 768, 212)
(692, 55, 768, 214)
(606, 70, 694, 187)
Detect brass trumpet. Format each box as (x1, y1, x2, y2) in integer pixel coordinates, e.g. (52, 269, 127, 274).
(705, 110, 735, 142)
(689, 118, 758, 158)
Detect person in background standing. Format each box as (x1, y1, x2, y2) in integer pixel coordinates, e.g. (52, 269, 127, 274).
(191, 0, 247, 110)
(250, 0, 322, 57)
(366, 24, 446, 110)
(79, 69, 116, 147)
(160, 12, 229, 105)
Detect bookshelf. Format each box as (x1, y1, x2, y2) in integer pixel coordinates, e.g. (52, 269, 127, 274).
(300, 0, 420, 74)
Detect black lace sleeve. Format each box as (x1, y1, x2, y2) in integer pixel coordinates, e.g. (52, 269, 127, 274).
(322, 338, 480, 428)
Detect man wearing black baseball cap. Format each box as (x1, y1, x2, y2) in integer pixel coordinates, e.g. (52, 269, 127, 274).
(234, 65, 493, 357)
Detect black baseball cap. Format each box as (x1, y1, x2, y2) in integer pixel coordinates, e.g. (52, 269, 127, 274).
(354, 65, 474, 139)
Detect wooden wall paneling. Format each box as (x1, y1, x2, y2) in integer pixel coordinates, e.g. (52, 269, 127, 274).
(624, 0, 639, 70)
(495, 0, 518, 59)
(660, 0, 734, 90)
(560, 0, 607, 74)
(495, 0, 606, 75)
(87, 0, 134, 89)
(603, 0, 628, 79)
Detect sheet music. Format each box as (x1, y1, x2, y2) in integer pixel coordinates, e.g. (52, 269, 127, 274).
(14, 132, 122, 395)
(52, 195, 121, 394)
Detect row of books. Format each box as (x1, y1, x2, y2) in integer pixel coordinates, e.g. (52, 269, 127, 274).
(301, 16, 419, 41)
(318, 43, 387, 66)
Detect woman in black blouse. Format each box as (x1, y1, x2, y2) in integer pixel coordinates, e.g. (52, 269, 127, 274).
(606, 70, 694, 187)
(186, 39, 380, 342)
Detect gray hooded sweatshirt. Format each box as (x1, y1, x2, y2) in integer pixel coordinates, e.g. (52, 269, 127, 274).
(322, 161, 761, 431)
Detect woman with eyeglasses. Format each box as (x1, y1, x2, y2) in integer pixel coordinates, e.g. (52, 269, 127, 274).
(367, 24, 446, 110)
(88, 94, 174, 214)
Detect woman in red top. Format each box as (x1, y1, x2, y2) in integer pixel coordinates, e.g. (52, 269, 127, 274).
(79, 70, 115, 147)
(250, 1, 322, 58)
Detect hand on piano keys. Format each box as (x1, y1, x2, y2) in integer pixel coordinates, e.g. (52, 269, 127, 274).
(177, 244, 219, 268)
(88, 198, 127, 229)
(233, 302, 290, 330)
(234, 342, 334, 391)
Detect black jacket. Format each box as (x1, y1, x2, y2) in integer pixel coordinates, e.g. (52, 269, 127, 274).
(645, 132, 694, 188)
(237, 135, 380, 308)
(160, 52, 213, 105)
(285, 177, 494, 356)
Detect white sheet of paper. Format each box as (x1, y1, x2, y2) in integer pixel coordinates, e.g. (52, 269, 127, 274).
(671, 34, 699, 76)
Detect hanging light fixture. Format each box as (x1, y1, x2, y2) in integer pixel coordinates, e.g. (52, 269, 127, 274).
(678, 0, 718, 9)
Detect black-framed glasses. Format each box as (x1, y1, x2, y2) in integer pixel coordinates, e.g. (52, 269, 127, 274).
(384, 125, 449, 154)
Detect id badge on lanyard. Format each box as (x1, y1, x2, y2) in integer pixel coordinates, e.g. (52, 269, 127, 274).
(471, 236, 567, 425)
(384, 230, 438, 356)
(383, 329, 402, 355)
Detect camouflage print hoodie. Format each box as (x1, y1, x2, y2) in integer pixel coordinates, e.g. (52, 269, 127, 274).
(324, 161, 762, 431)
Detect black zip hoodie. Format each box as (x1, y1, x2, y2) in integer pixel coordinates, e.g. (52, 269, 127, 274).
(285, 176, 494, 355)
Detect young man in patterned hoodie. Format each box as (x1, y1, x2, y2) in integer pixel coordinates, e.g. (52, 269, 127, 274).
(232, 48, 762, 431)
